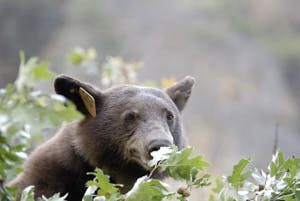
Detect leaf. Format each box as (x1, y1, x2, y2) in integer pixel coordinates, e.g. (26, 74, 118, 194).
(40, 193, 68, 201)
(68, 47, 97, 66)
(296, 189, 300, 201)
(20, 185, 35, 201)
(82, 185, 98, 201)
(87, 168, 119, 198)
(68, 50, 84, 65)
(148, 146, 175, 167)
(142, 81, 158, 88)
(56, 102, 84, 123)
(270, 161, 277, 177)
(161, 146, 210, 181)
(125, 176, 173, 201)
(194, 174, 211, 187)
(161, 77, 176, 89)
(209, 194, 215, 201)
(212, 177, 224, 194)
(31, 62, 55, 80)
(15, 52, 36, 90)
(15, 51, 55, 91)
(227, 158, 252, 190)
(278, 151, 284, 167)
(2, 84, 15, 97)
(252, 169, 267, 184)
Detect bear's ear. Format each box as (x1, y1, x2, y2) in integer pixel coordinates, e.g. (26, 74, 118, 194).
(165, 76, 195, 112)
(54, 75, 103, 117)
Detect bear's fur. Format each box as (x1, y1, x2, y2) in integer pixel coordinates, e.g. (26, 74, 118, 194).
(8, 75, 195, 200)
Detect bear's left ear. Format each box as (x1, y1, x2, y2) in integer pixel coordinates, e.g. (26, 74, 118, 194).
(165, 76, 195, 112)
(54, 75, 103, 117)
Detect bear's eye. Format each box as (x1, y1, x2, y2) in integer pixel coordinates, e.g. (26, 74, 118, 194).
(124, 112, 137, 121)
(166, 112, 174, 121)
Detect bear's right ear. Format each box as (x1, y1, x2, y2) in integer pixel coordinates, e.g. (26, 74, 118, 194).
(165, 76, 195, 112)
(54, 75, 103, 117)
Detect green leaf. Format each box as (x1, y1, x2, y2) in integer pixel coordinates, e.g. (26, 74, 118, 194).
(20, 185, 35, 201)
(82, 195, 94, 201)
(31, 62, 55, 80)
(142, 81, 158, 88)
(125, 176, 173, 201)
(68, 47, 97, 66)
(211, 177, 224, 194)
(82, 185, 98, 201)
(209, 194, 215, 201)
(3, 84, 15, 97)
(296, 189, 300, 201)
(68, 51, 84, 65)
(270, 161, 277, 177)
(87, 168, 119, 198)
(56, 102, 84, 123)
(227, 158, 251, 190)
(193, 174, 211, 187)
(15, 51, 54, 91)
(148, 146, 174, 167)
(278, 151, 284, 167)
(160, 146, 210, 181)
(39, 193, 68, 201)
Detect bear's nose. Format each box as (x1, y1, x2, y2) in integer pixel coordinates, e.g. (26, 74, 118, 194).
(147, 140, 172, 156)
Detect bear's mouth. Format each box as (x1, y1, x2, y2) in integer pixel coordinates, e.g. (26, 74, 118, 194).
(130, 154, 152, 171)
(128, 148, 153, 171)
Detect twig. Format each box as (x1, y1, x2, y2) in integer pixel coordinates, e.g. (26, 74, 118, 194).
(270, 193, 295, 201)
(147, 161, 162, 180)
(273, 123, 279, 155)
(159, 164, 189, 167)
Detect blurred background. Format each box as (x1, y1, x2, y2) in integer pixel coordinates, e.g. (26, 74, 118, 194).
(0, 0, 300, 199)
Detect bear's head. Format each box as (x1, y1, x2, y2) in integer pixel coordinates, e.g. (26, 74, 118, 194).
(54, 75, 195, 185)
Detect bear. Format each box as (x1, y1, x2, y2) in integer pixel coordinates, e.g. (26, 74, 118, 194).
(8, 74, 195, 200)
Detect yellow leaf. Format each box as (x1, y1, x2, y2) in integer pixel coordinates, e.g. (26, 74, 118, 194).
(161, 77, 176, 89)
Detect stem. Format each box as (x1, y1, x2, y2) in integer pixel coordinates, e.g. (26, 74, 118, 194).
(159, 164, 190, 167)
(271, 193, 295, 201)
(147, 161, 161, 180)
(273, 123, 279, 155)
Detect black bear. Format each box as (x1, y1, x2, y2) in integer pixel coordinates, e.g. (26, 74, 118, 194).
(9, 75, 195, 200)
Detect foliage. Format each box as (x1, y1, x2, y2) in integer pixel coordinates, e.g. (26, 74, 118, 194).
(125, 176, 173, 201)
(0, 52, 82, 200)
(68, 47, 97, 66)
(67, 48, 175, 89)
(101, 57, 142, 87)
(210, 150, 300, 201)
(86, 168, 120, 199)
(20, 186, 68, 201)
(83, 146, 210, 201)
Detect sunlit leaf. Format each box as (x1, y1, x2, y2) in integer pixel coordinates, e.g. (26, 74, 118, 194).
(87, 168, 119, 198)
(31, 62, 55, 80)
(227, 158, 252, 190)
(161, 77, 176, 89)
(20, 185, 35, 201)
(161, 146, 210, 181)
(125, 176, 173, 201)
(148, 146, 174, 167)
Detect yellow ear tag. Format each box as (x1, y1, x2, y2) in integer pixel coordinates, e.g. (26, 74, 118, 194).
(79, 87, 97, 117)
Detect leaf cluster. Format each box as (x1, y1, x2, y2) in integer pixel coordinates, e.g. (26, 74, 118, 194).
(20, 186, 68, 201)
(210, 151, 300, 201)
(82, 146, 211, 201)
(0, 52, 83, 200)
